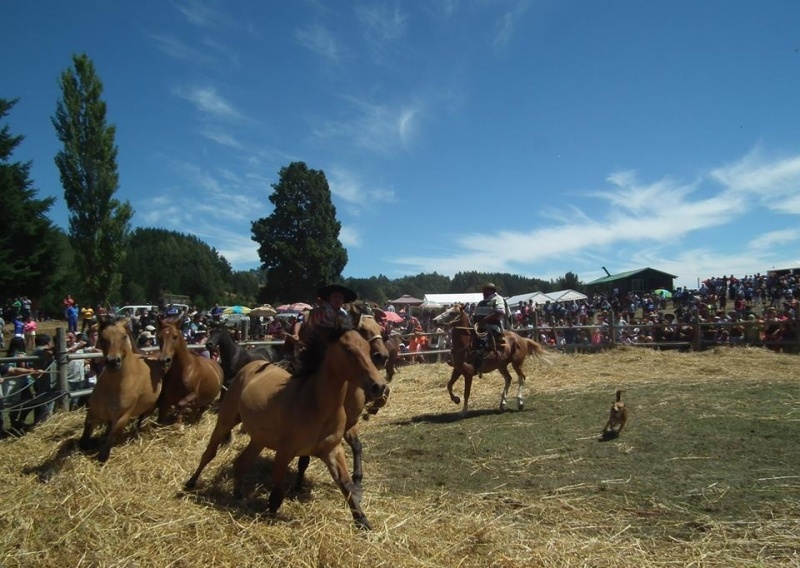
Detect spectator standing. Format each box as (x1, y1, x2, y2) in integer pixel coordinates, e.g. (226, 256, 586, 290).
(80, 305, 95, 333)
(23, 315, 37, 352)
(66, 304, 79, 333)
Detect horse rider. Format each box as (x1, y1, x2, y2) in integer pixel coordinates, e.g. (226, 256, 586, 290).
(308, 283, 357, 331)
(473, 282, 509, 354)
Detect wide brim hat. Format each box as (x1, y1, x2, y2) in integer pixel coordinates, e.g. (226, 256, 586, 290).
(317, 284, 358, 303)
(482, 282, 498, 291)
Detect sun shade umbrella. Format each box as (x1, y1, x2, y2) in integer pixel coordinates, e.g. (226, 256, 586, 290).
(223, 305, 251, 315)
(250, 305, 277, 318)
(654, 289, 672, 299)
(381, 311, 404, 324)
(389, 294, 424, 307)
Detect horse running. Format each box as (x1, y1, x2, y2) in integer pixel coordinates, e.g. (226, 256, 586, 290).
(294, 301, 390, 498)
(433, 304, 548, 414)
(156, 316, 223, 423)
(79, 317, 164, 462)
(184, 328, 388, 529)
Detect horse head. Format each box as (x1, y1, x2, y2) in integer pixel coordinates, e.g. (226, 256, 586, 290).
(434, 304, 468, 327)
(98, 317, 134, 371)
(348, 302, 389, 370)
(157, 318, 185, 372)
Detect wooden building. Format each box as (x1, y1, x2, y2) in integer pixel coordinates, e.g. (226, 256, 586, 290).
(586, 267, 677, 296)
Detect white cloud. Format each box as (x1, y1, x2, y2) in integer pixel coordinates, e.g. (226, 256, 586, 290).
(173, 86, 244, 120)
(295, 23, 341, 62)
(311, 95, 422, 153)
(492, 0, 532, 50)
(327, 165, 397, 204)
(356, 3, 408, 42)
(339, 225, 361, 248)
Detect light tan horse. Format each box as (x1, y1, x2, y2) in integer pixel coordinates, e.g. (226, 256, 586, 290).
(79, 317, 164, 462)
(156, 316, 223, 424)
(433, 304, 548, 414)
(294, 301, 390, 497)
(184, 328, 388, 529)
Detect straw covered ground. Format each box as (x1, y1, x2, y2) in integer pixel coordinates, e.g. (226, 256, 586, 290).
(1, 347, 799, 567)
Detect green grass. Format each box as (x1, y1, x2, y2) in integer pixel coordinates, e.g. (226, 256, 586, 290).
(372, 379, 800, 540)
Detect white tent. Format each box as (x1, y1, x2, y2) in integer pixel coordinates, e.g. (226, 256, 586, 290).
(505, 291, 550, 306)
(505, 289, 588, 305)
(423, 293, 484, 307)
(543, 289, 587, 303)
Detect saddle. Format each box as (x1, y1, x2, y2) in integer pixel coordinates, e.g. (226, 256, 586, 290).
(468, 328, 506, 376)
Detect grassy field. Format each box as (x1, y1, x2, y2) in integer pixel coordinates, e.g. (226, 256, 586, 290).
(1, 346, 799, 567)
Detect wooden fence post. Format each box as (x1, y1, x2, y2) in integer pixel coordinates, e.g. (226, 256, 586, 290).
(55, 326, 70, 412)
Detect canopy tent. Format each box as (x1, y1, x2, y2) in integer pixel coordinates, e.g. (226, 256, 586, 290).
(389, 294, 424, 307)
(543, 289, 587, 303)
(505, 291, 550, 306)
(505, 289, 588, 306)
(422, 293, 484, 307)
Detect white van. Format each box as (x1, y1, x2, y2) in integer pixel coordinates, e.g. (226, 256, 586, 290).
(115, 305, 159, 318)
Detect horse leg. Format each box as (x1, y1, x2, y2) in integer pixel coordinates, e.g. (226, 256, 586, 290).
(446, 367, 463, 405)
(184, 408, 241, 490)
(344, 426, 364, 501)
(511, 362, 527, 411)
(497, 367, 514, 411)
(79, 408, 99, 450)
(321, 443, 370, 530)
(97, 413, 132, 463)
(233, 439, 264, 500)
(462, 373, 474, 415)
(267, 451, 293, 515)
(294, 455, 311, 492)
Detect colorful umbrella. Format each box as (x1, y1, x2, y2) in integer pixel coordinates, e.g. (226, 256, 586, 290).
(223, 305, 251, 315)
(654, 289, 672, 299)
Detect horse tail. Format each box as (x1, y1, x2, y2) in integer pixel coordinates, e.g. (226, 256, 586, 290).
(524, 338, 553, 366)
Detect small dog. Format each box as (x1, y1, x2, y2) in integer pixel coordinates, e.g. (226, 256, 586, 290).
(601, 389, 627, 440)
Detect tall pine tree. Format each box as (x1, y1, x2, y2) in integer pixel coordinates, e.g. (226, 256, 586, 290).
(52, 53, 132, 307)
(0, 98, 61, 300)
(251, 162, 348, 303)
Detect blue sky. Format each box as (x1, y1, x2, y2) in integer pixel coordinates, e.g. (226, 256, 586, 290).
(5, 1, 800, 290)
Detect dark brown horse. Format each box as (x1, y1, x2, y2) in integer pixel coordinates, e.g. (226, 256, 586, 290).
(156, 316, 223, 423)
(184, 328, 388, 529)
(79, 317, 164, 462)
(433, 304, 549, 414)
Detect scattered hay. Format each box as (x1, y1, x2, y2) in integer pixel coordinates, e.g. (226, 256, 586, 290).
(1, 348, 798, 567)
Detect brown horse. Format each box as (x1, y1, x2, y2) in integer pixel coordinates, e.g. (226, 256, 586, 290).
(294, 301, 390, 497)
(433, 304, 548, 414)
(79, 317, 164, 462)
(184, 328, 388, 529)
(156, 316, 223, 423)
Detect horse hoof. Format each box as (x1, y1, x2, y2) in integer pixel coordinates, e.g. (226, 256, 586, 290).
(450, 396, 461, 405)
(355, 516, 372, 530)
(518, 401, 525, 411)
(184, 478, 197, 490)
(500, 403, 507, 412)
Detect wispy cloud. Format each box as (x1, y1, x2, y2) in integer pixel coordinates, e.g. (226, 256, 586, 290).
(339, 225, 362, 248)
(391, 149, 800, 286)
(493, 0, 532, 50)
(327, 165, 397, 205)
(295, 23, 342, 63)
(171, 0, 230, 28)
(311, 95, 422, 153)
(150, 33, 210, 63)
(356, 3, 408, 42)
(173, 85, 244, 120)
(711, 149, 800, 214)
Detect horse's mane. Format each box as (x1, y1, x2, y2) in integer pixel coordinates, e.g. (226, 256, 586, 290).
(293, 326, 347, 378)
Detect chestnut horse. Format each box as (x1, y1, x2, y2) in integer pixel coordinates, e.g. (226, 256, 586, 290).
(433, 304, 548, 414)
(79, 317, 164, 462)
(184, 328, 388, 529)
(156, 316, 223, 423)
